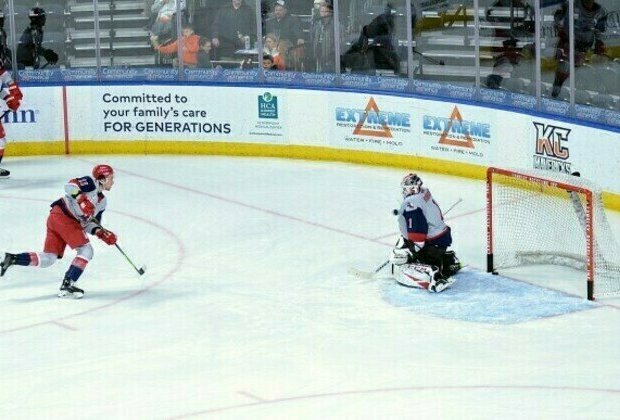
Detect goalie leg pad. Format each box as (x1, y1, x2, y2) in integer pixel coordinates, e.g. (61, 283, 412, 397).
(392, 263, 439, 290)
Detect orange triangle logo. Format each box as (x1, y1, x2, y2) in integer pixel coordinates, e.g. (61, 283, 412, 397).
(352, 97, 393, 138)
(438, 106, 475, 148)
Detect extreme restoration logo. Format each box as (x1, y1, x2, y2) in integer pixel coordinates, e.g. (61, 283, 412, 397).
(335, 97, 411, 143)
(532, 122, 572, 173)
(423, 106, 491, 149)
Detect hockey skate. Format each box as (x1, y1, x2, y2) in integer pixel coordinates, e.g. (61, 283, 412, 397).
(440, 251, 462, 279)
(429, 275, 455, 293)
(58, 278, 84, 299)
(0, 168, 10, 178)
(0, 253, 17, 277)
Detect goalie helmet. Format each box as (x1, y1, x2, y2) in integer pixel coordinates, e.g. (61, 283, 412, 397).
(401, 173, 423, 197)
(92, 164, 114, 180)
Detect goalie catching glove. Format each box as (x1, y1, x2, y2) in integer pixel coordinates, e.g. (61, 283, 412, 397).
(390, 247, 412, 266)
(95, 228, 117, 245)
(390, 236, 423, 266)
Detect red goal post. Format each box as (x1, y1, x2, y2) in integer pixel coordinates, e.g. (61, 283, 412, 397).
(486, 167, 620, 301)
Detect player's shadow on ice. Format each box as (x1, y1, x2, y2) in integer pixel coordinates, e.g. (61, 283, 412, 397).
(11, 294, 60, 303)
(86, 287, 187, 304)
(0, 178, 61, 192)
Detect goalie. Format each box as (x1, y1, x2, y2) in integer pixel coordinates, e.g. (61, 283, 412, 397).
(389, 173, 461, 292)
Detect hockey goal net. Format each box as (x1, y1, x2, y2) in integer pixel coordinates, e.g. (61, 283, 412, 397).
(486, 167, 620, 300)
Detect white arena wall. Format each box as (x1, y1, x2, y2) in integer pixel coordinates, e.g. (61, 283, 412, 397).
(4, 84, 619, 210)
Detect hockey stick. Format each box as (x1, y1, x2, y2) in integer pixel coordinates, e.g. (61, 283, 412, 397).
(348, 259, 391, 279)
(348, 197, 463, 280)
(90, 219, 146, 276)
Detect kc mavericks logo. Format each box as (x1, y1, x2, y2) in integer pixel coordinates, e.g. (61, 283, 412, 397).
(532, 122, 572, 173)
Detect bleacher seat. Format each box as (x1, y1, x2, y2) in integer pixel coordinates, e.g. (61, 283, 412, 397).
(591, 93, 616, 110)
(574, 89, 592, 106)
(501, 77, 525, 94)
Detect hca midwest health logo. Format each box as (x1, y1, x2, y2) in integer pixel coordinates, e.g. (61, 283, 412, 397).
(532, 122, 572, 173)
(335, 97, 411, 138)
(423, 106, 490, 148)
(258, 92, 278, 119)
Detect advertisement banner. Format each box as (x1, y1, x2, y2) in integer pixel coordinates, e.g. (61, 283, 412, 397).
(328, 93, 415, 154)
(419, 102, 493, 164)
(527, 117, 620, 192)
(3, 86, 64, 142)
(67, 85, 289, 144)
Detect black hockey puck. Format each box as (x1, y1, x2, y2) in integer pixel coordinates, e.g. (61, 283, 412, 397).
(392, 209, 399, 216)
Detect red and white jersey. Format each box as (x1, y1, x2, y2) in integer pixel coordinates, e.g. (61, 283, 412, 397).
(51, 175, 108, 232)
(397, 187, 448, 244)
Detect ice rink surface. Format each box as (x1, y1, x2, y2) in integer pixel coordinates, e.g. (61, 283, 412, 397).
(1, 155, 619, 419)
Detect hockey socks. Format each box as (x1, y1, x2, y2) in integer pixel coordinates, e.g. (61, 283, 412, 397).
(58, 257, 89, 298)
(64, 256, 89, 283)
(0, 252, 40, 276)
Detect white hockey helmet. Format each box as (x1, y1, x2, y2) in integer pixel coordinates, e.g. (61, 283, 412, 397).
(401, 173, 423, 197)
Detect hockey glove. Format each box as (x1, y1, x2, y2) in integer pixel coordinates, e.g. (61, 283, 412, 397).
(4, 94, 20, 112)
(391, 236, 413, 265)
(390, 247, 412, 266)
(8, 82, 23, 101)
(77, 195, 95, 218)
(95, 228, 117, 245)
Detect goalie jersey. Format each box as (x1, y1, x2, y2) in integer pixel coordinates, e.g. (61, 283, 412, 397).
(397, 187, 448, 245)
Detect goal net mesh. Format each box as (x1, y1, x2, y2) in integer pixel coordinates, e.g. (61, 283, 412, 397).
(488, 168, 620, 298)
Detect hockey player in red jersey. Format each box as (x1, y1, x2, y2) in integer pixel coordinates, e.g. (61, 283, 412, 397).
(390, 173, 461, 292)
(0, 165, 118, 298)
(0, 63, 23, 178)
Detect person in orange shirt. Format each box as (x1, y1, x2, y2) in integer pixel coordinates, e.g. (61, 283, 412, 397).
(152, 23, 201, 67)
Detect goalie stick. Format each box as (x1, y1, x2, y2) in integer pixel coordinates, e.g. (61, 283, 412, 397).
(90, 219, 146, 276)
(348, 196, 463, 280)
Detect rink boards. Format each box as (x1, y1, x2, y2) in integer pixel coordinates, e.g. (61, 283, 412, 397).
(3, 84, 619, 209)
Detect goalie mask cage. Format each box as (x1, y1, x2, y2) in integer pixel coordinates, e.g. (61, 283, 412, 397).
(486, 167, 620, 300)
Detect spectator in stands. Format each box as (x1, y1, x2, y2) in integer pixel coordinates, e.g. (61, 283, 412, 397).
(210, 0, 255, 59)
(551, 0, 607, 98)
(486, 38, 522, 89)
(263, 33, 279, 57)
(264, 0, 305, 47)
(197, 37, 214, 68)
(342, 3, 400, 74)
(309, 0, 335, 72)
(152, 23, 201, 67)
(275, 38, 291, 70)
(150, 0, 177, 43)
(240, 56, 254, 69)
(262, 54, 278, 70)
(16, 7, 58, 69)
(0, 12, 11, 69)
